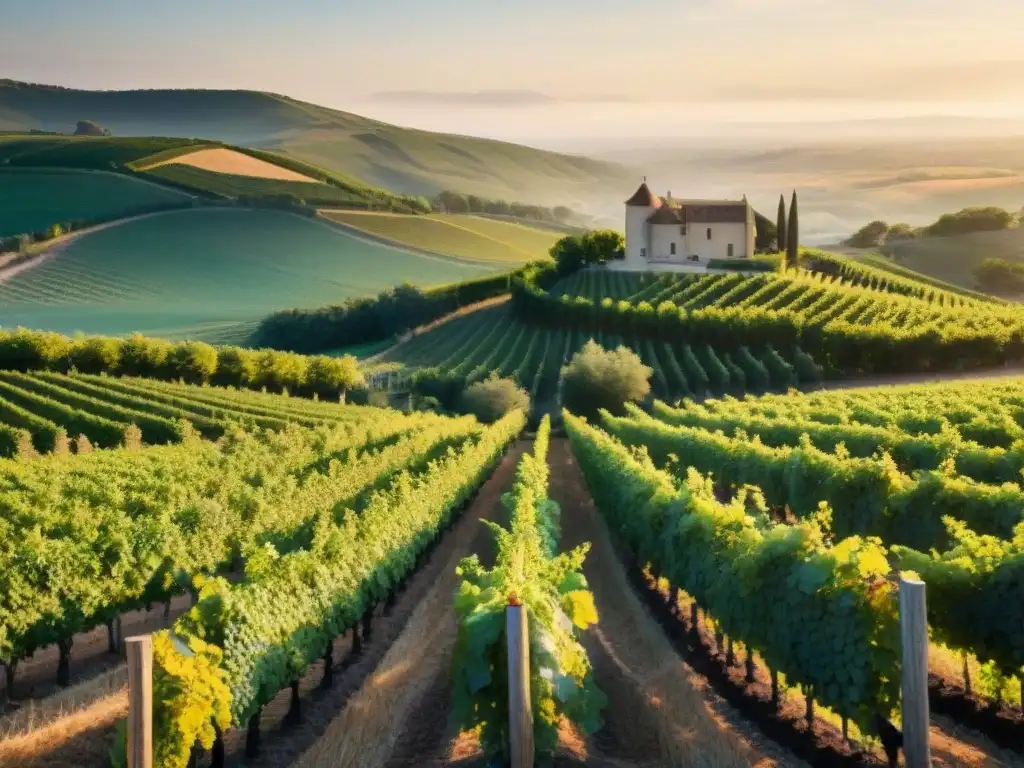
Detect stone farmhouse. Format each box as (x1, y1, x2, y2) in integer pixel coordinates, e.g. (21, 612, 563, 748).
(623, 180, 755, 269)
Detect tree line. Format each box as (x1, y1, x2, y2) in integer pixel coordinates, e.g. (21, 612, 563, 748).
(252, 229, 622, 355)
(0, 329, 364, 400)
(432, 190, 587, 226)
(844, 206, 1020, 249)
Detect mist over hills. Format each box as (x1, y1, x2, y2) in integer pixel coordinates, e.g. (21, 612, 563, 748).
(4, 80, 1024, 243)
(0, 80, 634, 211)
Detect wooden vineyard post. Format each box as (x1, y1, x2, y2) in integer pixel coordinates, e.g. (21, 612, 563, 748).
(125, 635, 153, 768)
(506, 597, 534, 768)
(899, 575, 930, 768)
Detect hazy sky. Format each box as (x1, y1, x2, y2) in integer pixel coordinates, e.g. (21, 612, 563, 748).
(4, 0, 1024, 143)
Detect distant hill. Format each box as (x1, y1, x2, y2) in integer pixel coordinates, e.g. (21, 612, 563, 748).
(879, 228, 1024, 293)
(0, 80, 635, 208)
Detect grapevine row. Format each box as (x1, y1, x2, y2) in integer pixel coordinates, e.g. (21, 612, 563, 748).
(564, 411, 901, 733)
(0, 410, 478, 692)
(142, 410, 525, 768)
(452, 416, 604, 760)
(602, 405, 1024, 552)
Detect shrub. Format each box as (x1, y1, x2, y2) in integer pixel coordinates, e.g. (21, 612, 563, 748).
(412, 367, 468, 411)
(52, 428, 71, 456)
(416, 395, 443, 413)
(119, 334, 172, 377)
(924, 207, 1015, 238)
(15, 430, 38, 460)
(211, 346, 257, 387)
(164, 342, 218, 384)
(560, 340, 652, 419)
(0, 329, 73, 371)
(123, 424, 143, 451)
(974, 258, 1024, 295)
(459, 374, 530, 423)
(70, 337, 122, 375)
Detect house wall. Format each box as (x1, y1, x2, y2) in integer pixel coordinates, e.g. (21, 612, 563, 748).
(684, 221, 750, 261)
(650, 223, 683, 261)
(625, 199, 755, 265)
(624, 205, 653, 267)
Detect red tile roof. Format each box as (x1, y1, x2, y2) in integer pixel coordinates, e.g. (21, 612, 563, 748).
(625, 182, 660, 207)
(647, 205, 683, 224)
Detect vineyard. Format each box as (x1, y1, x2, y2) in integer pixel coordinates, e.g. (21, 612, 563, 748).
(0, 370, 389, 457)
(1, 367, 1023, 766)
(568, 376, 1024, 735)
(451, 416, 603, 762)
(382, 302, 822, 408)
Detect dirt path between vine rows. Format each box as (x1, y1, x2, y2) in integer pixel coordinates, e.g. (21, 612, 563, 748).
(303, 436, 799, 768)
(292, 440, 526, 768)
(546, 437, 799, 768)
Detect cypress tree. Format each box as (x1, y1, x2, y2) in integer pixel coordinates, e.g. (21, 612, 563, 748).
(776, 194, 787, 254)
(786, 190, 799, 270)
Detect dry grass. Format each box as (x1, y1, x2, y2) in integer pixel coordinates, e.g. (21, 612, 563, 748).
(1, 667, 127, 741)
(0, 690, 126, 768)
(148, 148, 320, 182)
(294, 593, 458, 768)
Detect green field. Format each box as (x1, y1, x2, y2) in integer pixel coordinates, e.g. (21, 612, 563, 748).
(473, 213, 590, 235)
(321, 211, 560, 264)
(0, 135, 204, 168)
(0, 208, 503, 342)
(880, 228, 1024, 291)
(142, 163, 367, 206)
(0, 168, 193, 237)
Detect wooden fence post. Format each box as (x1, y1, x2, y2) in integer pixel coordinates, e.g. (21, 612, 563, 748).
(899, 575, 930, 768)
(126, 635, 153, 768)
(507, 600, 534, 768)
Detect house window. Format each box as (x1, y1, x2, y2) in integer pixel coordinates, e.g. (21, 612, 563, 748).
(679, 225, 687, 235)
(727, 243, 734, 258)
(706, 228, 712, 240)
(640, 247, 646, 259)
(670, 242, 676, 255)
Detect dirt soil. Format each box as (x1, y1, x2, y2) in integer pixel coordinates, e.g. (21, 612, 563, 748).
(148, 147, 321, 182)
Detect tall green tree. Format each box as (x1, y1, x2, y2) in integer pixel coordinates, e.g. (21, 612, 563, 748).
(786, 190, 799, 270)
(776, 194, 787, 253)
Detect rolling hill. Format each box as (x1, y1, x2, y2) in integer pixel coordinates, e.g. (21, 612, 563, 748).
(0, 80, 635, 208)
(0, 167, 192, 238)
(0, 208, 506, 343)
(878, 227, 1024, 292)
(320, 211, 561, 263)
